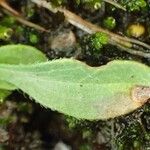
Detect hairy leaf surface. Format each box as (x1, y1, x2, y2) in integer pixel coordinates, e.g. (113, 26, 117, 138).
(0, 59, 149, 120)
(0, 44, 47, 99)
(0, 44, 46, 64)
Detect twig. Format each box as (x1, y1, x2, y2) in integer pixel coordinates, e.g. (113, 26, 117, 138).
(59, 8, 132, 46)
(60, 9, 150, 50)
(0, 0, 19, 15)
(64, 9, 150, 50)
(0, 0, 48, 32)
(116, 43, 150, 58)
(103, 0, 126, 11)
(31, 0, 150, 58)
(4, 10, 48, 32)
(116, 36, 150, 50)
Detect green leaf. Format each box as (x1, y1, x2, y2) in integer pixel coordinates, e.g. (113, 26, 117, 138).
(0, 59, 149, 120)
(0, 44, 47, 64)
(0, 44, 47, 100)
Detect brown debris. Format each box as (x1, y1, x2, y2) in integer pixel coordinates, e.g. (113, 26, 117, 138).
(50, 31, 76, 51)
(131, 86, 150, 104)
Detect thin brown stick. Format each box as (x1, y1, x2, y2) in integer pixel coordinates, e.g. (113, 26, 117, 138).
(4, 10, 48, 32)
(32, 0, 150, 58)
(115, 43, 150, 58)
(0, 0, 19, 15)
(59, 8, 132, 46)
(0, 0, 48, 32)
(65, 8, 150, 50)
(103, 0, 126, 11)
(61, 9, 150, 50)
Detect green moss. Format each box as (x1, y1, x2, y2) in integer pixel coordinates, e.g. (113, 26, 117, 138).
(92, 32, 108, 48)
(120, 0, 147, 11)
(81, 32, 108, 57)
(115, 121, 148, 149)
(0, 118, 11, 126)
(0, 26, 13, 41)
(29, 33, 39, 44)
(15, 26, 24, 34)
(103, 17, 116, 30)
(0, 16, 16, 27)
(80, 0, 102, 9)
(66, 116, 82, 129)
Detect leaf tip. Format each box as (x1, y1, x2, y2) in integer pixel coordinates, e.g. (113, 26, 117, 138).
(131, 86, 150, 105)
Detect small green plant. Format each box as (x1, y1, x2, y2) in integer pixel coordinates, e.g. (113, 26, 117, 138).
(29, 32, 39, 44)
(120, 0, 147, 11)
(82, 32, 109, 57)
(89, 32, 108, 50)
(0, 25, 13, 41)
(103, 17, 116, 30)
(0, 45, 150, 120)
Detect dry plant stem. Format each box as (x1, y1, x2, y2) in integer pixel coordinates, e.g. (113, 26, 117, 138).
(120, 37, 150, 50)
(115, 42, 150, 58)
(32, 0, 131, 46)
(103, 0, 126, 11)
(110, 32, 150, 50)
(32, 0, 150, 58)
(61, 9, 150, 50)
(0, 0, 19, 15)
(0, 0, 48, 32)
(59, 8, 150, 50)
(4, 10, 48, 32)
(31, 0, 58, 13)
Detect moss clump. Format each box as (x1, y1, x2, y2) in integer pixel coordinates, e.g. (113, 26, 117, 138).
(81, 32, 108, 57)
(103, 17, 116, 30)
(120, 0, 147, 11)
(0, 26, 13, 41)
(91, 32, 108, 49)
(115, 118, 150, 150)
(29, 33, 39, 44)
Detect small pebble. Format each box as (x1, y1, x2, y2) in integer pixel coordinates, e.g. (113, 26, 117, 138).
(54, 141, 71, 150)
(50, 31, 76, 52)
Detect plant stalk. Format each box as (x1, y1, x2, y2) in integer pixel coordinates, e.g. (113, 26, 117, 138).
(0, 0, 48, 32)
(31, 0, 150, 58)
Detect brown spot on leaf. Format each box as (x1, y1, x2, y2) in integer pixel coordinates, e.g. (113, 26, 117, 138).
(131, 86, 150, 104)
